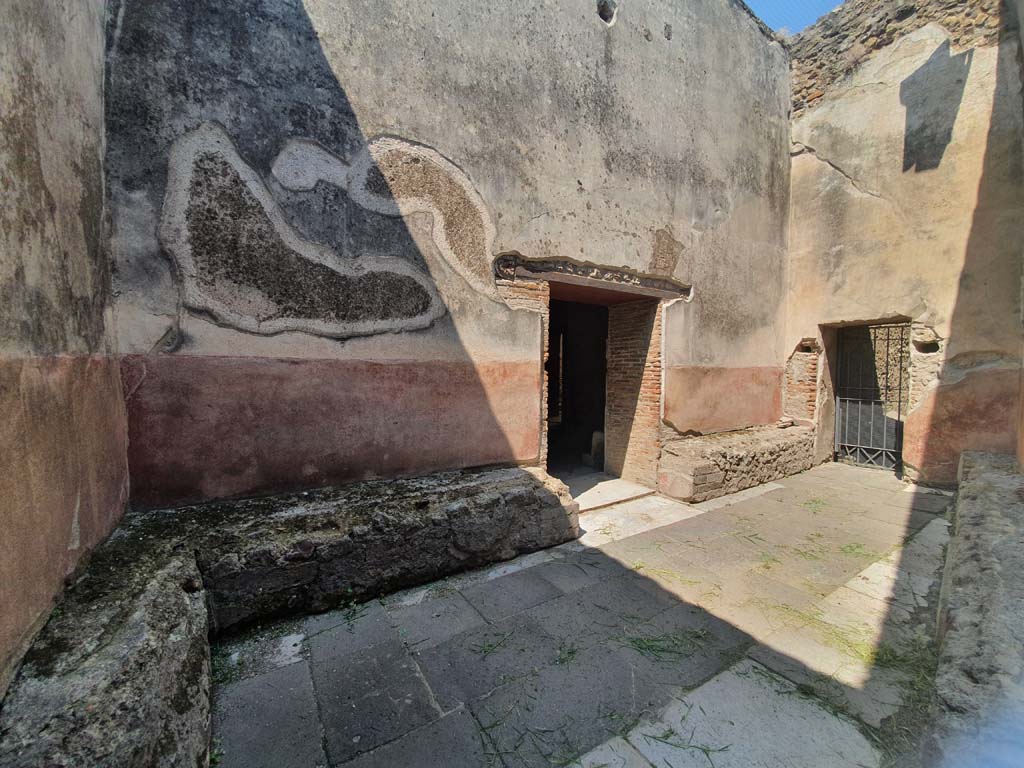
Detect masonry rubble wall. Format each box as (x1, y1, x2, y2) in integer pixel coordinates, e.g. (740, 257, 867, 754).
(658, 425, 817, 502)
(785, 0, 1024, 484)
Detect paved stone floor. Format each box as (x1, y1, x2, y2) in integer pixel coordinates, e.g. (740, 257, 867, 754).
(210, 463, 952, 767)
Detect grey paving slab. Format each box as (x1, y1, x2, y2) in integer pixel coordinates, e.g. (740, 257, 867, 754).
(385, 590, 486, 651)
(469, 641, 666, 768)
(626, 659, 880, 768)
(212, 622, 309, 686)
(337, 708, 491, 768)
(211, 661, 327, 768)
(902, 490, 953, 514)
(558, 547, 639, 581)
(572, 474, 653, 512)
(529, 557, 611, 594)
(526, 573, 680, 651)
(748, 642, 907, 728)
(311, 638, 442, 764)
(630, 560, 729, 608)
(574, 737, 655, 767)
(460, 567, 563, 622)
(612, 603, 752, 691)
(653, 511, 741, 545)
(306, 600, 400, 662)
(414, 614, 565, 710)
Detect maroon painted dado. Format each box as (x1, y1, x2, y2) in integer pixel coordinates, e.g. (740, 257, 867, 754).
(122, 355, 541, 508)
(1, 355, 129, 690)
(904, 368, 1020, 485)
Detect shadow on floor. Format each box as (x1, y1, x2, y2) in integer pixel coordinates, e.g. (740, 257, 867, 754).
(210, 462, 951, 768)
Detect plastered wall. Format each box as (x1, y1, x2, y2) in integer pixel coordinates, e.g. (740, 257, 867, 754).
(105, 0, 792, 505)
(787, 0, 1024, 484)
(0, 0, 128, 695)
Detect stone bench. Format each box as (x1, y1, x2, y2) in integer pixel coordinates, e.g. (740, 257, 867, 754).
(927, 452, 1024, 763)
(0, 467, 578, 767)
(658, 425, 817, 502)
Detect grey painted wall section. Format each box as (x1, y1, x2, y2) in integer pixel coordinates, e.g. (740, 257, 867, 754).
(105, 0, 790, 368)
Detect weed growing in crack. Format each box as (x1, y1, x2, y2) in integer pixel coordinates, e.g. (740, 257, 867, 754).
(620, 629, 709, 662)
(838, 542, 879, 559)
(425, 580, 459, 600)
(641, 725, 730, 767)
(471, 630, 516, 658)
(803, 497, 828, 514)
(872, 639, 940, 766)
(555, 640, 580, 665)
(632, 561, 701, 586)
(758, 551, 782, 571)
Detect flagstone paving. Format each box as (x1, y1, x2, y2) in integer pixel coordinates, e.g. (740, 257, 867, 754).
(210, 463, 951, 767)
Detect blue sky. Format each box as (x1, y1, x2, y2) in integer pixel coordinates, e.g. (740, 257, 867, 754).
(745, 0, 845, 35)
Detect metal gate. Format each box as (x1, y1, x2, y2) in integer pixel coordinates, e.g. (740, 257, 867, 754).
(834, 324, 910, 470)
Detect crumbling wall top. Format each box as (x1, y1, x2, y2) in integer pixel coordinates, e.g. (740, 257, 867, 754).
(788, 0, 1006, 115)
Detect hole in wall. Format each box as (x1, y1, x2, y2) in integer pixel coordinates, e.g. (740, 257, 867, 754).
(798, 343, 815, 354)
(914, 339, 941, 354)
(597, 0, 617, 25)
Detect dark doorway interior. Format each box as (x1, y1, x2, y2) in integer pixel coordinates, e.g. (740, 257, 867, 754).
(546, 299, 608, 473)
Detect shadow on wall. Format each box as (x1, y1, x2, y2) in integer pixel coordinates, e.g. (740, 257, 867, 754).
(106, 0, 537, 508)
(900, 40, 973, 172)
(902, 7, 1023, 485)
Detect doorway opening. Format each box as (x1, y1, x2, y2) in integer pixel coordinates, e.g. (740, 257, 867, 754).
(546, 299, 609, 474)
(540, 280, 664, 506)
(834, 323, 911, 471)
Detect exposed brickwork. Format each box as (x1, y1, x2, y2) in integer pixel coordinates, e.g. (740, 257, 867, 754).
(909, 322, 944, 411)
(783, 339, 821, 422)
(659, 426, 817, 503)
(497, 278, 550, 466)
(789, 0, 1005, 115)
(605, 300, 663, 487)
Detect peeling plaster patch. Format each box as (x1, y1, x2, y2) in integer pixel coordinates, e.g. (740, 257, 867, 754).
(67, 491, 81, 551)
(160, 124, 444, 339)
(274, 136, 498, 297)
(649, 226, 683, 276)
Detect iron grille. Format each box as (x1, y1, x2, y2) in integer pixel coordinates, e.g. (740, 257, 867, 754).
(834, 324, 910, 470)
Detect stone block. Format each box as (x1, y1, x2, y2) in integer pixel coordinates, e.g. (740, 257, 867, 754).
(385, 591, 486, 651)
(0, 555, 210, 767)
(197, 467, 579, 632)
(659, 426, 817, 503)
